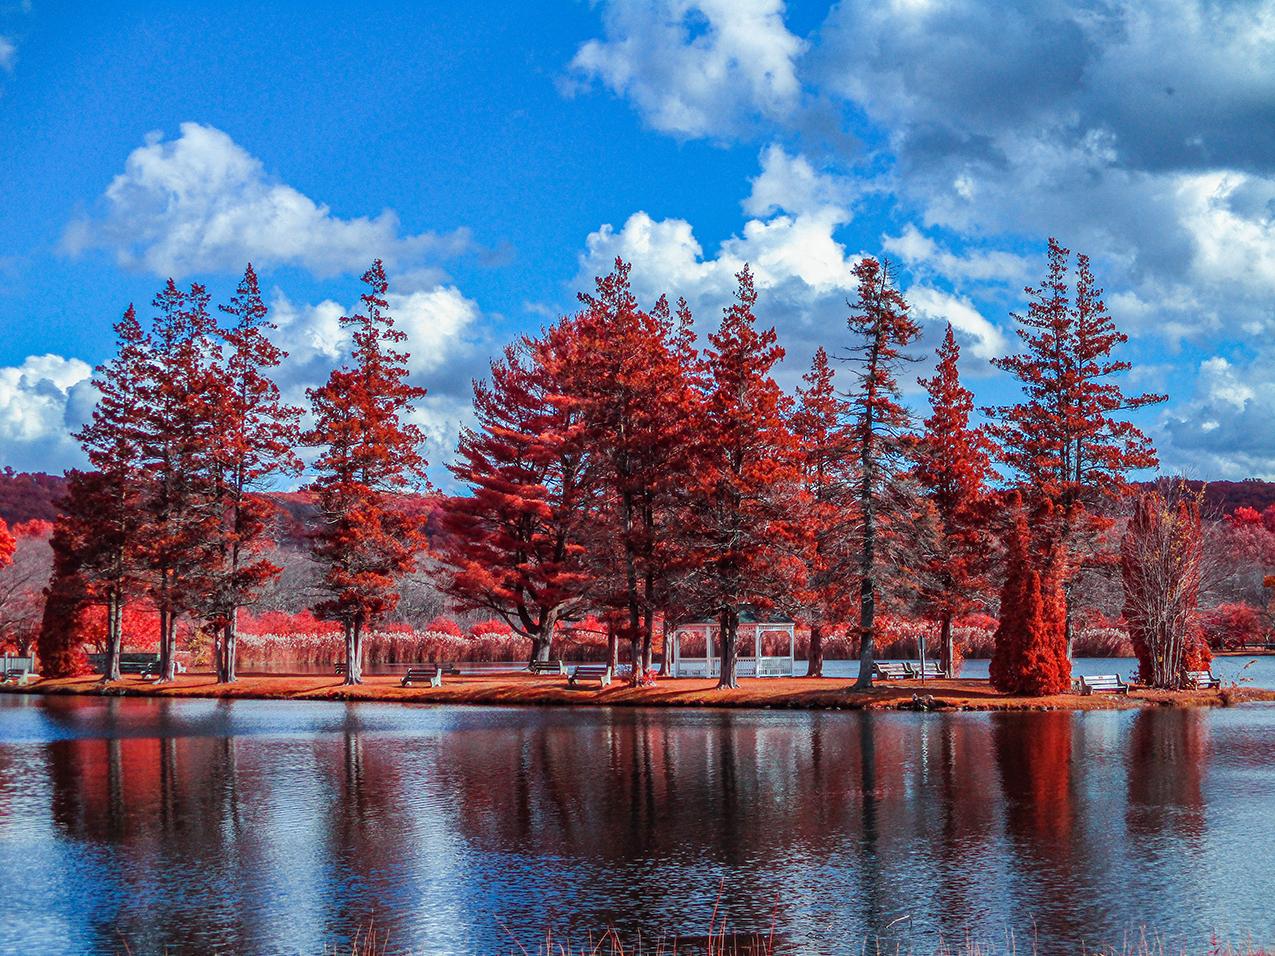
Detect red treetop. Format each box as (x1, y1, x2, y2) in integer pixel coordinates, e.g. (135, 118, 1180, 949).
(205, 265, 303, 627)
(914, 325, 996, 626)
(790, 347, 857, 627)
(436, 325, 591, 656)
(988, 238, 1164, 533)
(686, 266, 808, 687)
(562, 259, 704, 674)
(305, 260, 429, 637)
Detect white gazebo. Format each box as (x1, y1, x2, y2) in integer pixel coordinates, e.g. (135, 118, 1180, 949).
(668, 611, 796, 678)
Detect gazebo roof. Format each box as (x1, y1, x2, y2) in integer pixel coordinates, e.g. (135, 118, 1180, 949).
(677, 607, 795, 626)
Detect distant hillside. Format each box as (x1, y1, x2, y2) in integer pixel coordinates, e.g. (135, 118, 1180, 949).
(1152, 478, 1275, 516)
(6, 468, 1273, 528)
(0, 471, 443, 539)
(0, 469, 67, 525)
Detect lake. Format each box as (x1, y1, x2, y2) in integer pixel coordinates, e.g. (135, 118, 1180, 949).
(1, 696, 1273, 954)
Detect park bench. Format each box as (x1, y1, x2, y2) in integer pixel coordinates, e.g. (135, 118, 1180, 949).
(906, 661, 945, 680)
(528, 660, 567, 675)
(568, 663, 612, 687)
(1078, 673, 1128, 695)
(872, 662, 911, 681)
(400, 665, 447, 688)
(1186, 670, 1221, 689)
(1, 657, 34, 685)
(90, 653, 183, 679)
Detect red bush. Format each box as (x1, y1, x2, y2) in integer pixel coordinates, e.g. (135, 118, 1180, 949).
(1201, 602, 1267, 649)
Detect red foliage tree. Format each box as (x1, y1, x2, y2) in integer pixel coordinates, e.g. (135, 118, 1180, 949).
(843, 258, 923, 688)
(435, 326, 591, 663)
(913, 325, 995, 676)
(990, 495, 1070, 695)
(789, 347, 857, 677)
(304, 261, 429, 684)
(1201, 602, 1267, 650)
(987, 239, 1165, 655)
(63, 305, 150, 680)
(0, 519, 12, 571)
(35, 528, 92, 678)
(683, 266, 808, 689)
(204, 264, 303, 682)
(556, 260, 703, 682)
(137, 281, 225, 682)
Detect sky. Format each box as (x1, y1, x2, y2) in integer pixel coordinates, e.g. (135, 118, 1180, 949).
(2, 0, 1274, 486)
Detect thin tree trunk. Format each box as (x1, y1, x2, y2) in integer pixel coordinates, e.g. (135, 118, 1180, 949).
(222, 610, 239, 683)
(940, 614, 955, 678)
(607, 625, 618, 672)
(159, 609, 178, 683)
(344, 619, 362, 685)
(717, 605, 739, 689)
(658, 616, 671, 676)
(806, 621, 824, 677)
(104, 592, 123, 682)
(641, 612, 654, 680)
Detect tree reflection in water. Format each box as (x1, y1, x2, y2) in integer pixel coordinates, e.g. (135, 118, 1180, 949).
(6, 698, 1271, 954)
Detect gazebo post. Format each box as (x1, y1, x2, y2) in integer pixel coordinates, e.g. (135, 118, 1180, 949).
(788, 624, 795, 677)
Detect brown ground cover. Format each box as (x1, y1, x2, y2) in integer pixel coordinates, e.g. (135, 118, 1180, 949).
(6, 671, 1274, 711)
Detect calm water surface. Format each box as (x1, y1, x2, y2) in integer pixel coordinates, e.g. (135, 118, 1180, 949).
(1, 696, 1273, 955)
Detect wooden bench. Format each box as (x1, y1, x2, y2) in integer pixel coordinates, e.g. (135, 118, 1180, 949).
(400, 666, 445, 688)
(1, 656, 34, 685)
(906, 661, 945, 680)
(528, 660, 566, 675)
(1186, 670, 1221, 689)
(872, 662, 911, 681)
(1078, 673, 1128, 695)
(568, 663, 612, 687)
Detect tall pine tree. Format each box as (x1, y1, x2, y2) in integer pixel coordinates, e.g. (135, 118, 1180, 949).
(67, 305, 150, 681)
(436, 327, 592, 662)
(685, 267, 808, 689)
(988, 239, 1165, 656)
(843, 258, 921, 689)
(913, 325, 995, 676)
(790, 347, 857, 677)
(206, 264, 302, 683)
(305, 261, 428, 685)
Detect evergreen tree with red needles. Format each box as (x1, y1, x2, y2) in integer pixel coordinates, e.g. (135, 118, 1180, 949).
(137, 281, 225, 682)
(913, 325, 996, 676)
(843, 258, 922, 689)
(988, 239, 1165, 656)
(555, 260, 703, 683)
(205, 264, 303, 683)
(65, 305, 150, 680)
(991, 495, 1070, 695)
(304, 260, 428, 685)
(790, 347, 857, 677)
(436, 325, 592, 663)
(684, 267, 808, 689)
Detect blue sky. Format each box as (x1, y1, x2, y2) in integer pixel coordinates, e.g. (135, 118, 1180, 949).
(2, 0, 1273, 483)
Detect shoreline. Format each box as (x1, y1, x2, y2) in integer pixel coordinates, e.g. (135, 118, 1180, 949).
(5, 671, 1275, 711)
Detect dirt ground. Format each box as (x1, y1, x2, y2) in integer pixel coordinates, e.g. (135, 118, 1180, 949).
(6, 670, 1274, 711)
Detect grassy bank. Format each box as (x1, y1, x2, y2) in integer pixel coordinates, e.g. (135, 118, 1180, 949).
(7, 670, 1275, 711)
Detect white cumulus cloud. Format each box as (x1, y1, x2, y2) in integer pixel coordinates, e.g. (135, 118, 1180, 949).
(63, 123, 473, 281)
(569, 0, 806, 139)
(0, 354, 94, 472)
